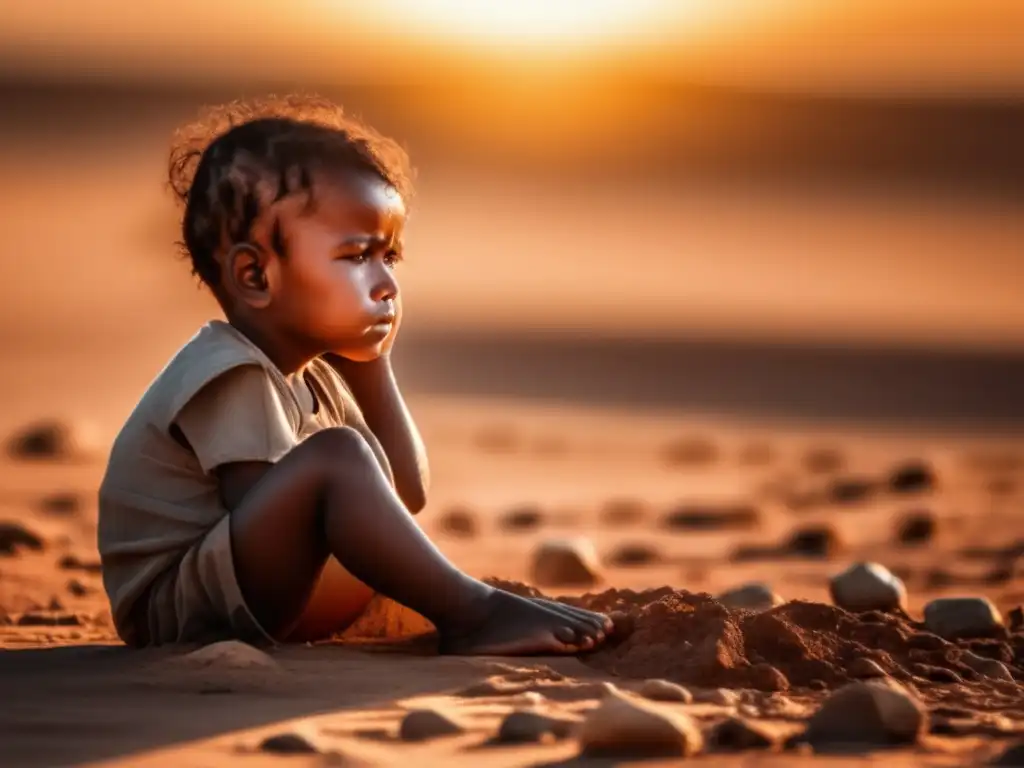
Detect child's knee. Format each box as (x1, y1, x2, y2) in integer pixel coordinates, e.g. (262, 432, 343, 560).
(302, 426, 377, 468)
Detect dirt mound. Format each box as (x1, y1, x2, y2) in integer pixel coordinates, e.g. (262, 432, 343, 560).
(485, 583, 1024, 695)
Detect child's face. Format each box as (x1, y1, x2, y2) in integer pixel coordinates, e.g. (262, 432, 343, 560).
(257, 172, 405, 361)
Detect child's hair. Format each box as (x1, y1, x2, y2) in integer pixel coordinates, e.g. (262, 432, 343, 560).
(168, 94, 415, 288)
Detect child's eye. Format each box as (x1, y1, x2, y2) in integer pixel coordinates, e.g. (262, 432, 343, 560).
(383, 250, 402, 269)
(341, 252, 369, 264)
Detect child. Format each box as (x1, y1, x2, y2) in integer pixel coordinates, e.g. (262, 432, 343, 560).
(98, 95, 612, 654)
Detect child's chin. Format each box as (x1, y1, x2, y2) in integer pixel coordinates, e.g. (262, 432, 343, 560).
(333, 345, 382, 363)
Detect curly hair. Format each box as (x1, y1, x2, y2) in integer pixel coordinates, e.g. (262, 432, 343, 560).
(167, 94, 415, 288)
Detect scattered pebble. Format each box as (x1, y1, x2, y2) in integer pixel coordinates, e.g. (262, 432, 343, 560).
(530, 538, 603, 588)
(17, 611, 81, 627)
(6, 419, 99, 461)
(399, 708, 466, 742)
(639, 679, 693, 703)
(438, 508, 478, 538)
(895, 510, 937, 546)
(599, 498, 649, 526)
(828, 477, 875, 505)
(662, 436, 719, 466)
(0, 521, 46, 556)
(578, 690, 704, 758)
(803, 446, 846, 474)
(606, 543, 662, 567)
(499, 506, 544, 532)
(717, 583, 784, 612)
(888, 461, 936, 494)
(783, 525, 844, 559)
(258, 730, 322, 754)
(806, 681, 927, 749)
(181, 641, 279, 670)
(848, 657, 887, 679)
(496, 710, 575, 743)
(711, 717, 783, 751)
(661, 504, 760, 531)
(961, 651, 1014, 682)
(923, 597, 1004, 640)
(829, 562, 907, 613)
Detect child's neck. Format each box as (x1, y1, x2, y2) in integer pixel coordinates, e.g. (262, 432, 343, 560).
(223, 314, 320, 377)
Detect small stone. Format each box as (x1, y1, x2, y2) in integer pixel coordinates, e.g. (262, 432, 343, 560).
(499, 505, 544, 532)
(828, 477, 875, 504)
(66, 579, 91, 597)
(711, 717, 782, 751)
(496, 710, 575, 743)
(259, 730, 321, 754)
(639, 679, 693, 703)
(849, 657, 888, 679)
(17, 611, 82, 626)
(895, 511, 937, 546)
(600, 498, 648, 526)
(783, 525, 844, 559)
(0, 522, 45, 556)
(889, 461, 936, 494)
(530, 538, 602, 588)
(663, 436, 719, 466)
(182, 641, 279, 670)
(807, 680, 927, 749)
(578, 690, 704, 758)
(6, 419, 99, 461)
(662, 504, 760, 531)
(961, 652, 1014, 682)
(717, 583, 784, 612)
(830, 562, 907, 613)
(399, 708, 466, 742)
(438, 508, 478, 538)
(39, 492, 83, 516)
(693, 688, 741, 707)
(606, 543, 662, 567)
(803, 446, 846, 474)
(57, 555, 102, 574)
(923, 597, 1004, 639)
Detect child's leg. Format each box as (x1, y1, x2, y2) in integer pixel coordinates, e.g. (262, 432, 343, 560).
(229, 427, 611, 654)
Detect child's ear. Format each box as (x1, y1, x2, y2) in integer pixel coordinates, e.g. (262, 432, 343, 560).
(225, 243, 273, 309)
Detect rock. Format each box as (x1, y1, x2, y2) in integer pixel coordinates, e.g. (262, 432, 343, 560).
(39, 492, 83, 516)
(438, 508, 478, 538)
(66, 579, 91, 597)
(693, 688, 741, 707)
(57, 555, 102, 573)
(181, 641, 279, 670)
(606, 543, 662, 567)
(829, 562, 907, 613)
(639, 679, 693, 703)
(895, 510, 937, 546)
(6, 419, 99, 461)
(17, 611, 82, 626)
(848, 657, 888, 679)
(496, 710, 575, 743)
(828, 477, 875, 505)
(961, 652, 1014, 682)
(662, 436, 719, 466)
(499, 506, 544, 532)
(600, 498, 648, 526)
(530, 538, 602, 588)
(783, 525, 844, 559)
(803, 446, 846, 474)
(662, 504, 760, 531)
(923, 597, 1004, 640)
(717, 583, 784, 612)
(0, 522, 45, 556)
(806, 680, 927, 749)
(888, 461, 936, 494)
(711, 717, 782, 751)
(399, 708, 466, 741)
(578, 690, 704, 758)
(990, 741, 1024, 766)
(259, 731, 322, 754)
(750, 664, 789, 692)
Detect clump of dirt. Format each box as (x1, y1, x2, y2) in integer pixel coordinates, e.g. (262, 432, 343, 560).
(485, 581, 1024, 696)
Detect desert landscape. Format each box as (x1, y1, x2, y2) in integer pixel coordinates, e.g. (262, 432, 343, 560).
(3, 1, 1024, 765)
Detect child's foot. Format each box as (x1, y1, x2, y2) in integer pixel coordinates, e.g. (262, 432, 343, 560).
(531, 598, 614, 637)
(437, 590, 609, 656)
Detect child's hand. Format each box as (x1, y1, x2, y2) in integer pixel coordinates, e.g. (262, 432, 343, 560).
(328, 295, 402, 367)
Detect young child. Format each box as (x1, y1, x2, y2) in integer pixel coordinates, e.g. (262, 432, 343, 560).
(98, 95, 612, 654)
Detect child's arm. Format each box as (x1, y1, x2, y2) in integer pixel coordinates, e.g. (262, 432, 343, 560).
(324, 354, 430, 514)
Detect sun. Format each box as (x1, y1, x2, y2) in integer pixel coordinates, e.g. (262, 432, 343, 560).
(349, 0, 681, 52)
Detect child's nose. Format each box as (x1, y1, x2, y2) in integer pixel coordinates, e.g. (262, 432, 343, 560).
(371, 267, 398, 303)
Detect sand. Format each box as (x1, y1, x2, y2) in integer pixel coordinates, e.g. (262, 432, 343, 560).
(2, 390, 1024, 767)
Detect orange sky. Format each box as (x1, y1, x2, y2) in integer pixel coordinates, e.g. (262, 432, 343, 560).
(2, 0, 1023, 95)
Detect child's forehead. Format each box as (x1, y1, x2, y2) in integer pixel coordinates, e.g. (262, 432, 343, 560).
(283, 171, 405, 232)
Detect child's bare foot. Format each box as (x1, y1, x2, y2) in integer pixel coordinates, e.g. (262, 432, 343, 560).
(531, 598, 614, 637)
(437, 590, 609, 656)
